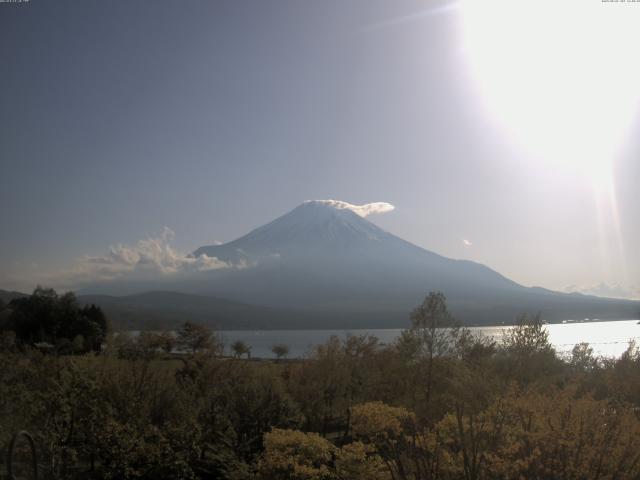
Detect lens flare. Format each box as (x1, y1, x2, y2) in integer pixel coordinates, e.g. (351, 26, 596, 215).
(460, 0, 640, 188)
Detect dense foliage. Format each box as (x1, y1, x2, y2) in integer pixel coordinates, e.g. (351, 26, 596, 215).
(0, 287, 108, 353)
(1, 291, 640, 479)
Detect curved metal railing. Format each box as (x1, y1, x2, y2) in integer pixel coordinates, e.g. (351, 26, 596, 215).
(6, 430, 38, 480)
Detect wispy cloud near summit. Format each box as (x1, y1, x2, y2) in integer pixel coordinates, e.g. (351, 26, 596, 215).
(306, 200, 395, 218)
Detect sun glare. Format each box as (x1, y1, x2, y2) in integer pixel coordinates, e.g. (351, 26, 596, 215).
(460, 0, 640, 189)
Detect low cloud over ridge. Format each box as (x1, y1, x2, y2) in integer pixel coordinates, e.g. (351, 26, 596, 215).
(34, 227, 233, 289)
(306, 199, 395, 217)
(564, 283, 640, 301)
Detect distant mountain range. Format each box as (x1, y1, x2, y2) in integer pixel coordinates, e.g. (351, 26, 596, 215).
(75, 291, 335, 330)
(0, 289, 27, 304)
(4, 201, 640, 329)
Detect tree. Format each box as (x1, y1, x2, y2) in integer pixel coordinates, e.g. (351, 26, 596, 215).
(257, 428, 389, 480)
(231, 340, 251, 359)
(454, 328, 496, 366)
(78, 303, 109, 351)
(271, 343, 290, 361)
(176, 321, 220, 355)
(135, 332, 169, 359)
(570, 342, 597, 372)
(157, 331, 175, 354)
(71, 334, 86, 353)
(0, 330, 16, 351)
(257, 428, 336, 479)
(437, 387, 640, 479)
(409, 292, 460, 403)
(5, 287, 108, 352)
(501, 313, 552, 355)
(132, 331, 176, 357)
(113, 332, 142, 360)
(8, 286, 62, 345)
(335, 441, 389, 480)
(287, 335, 386, 437)
(350, 402, 421, 480)
(500, 313, 560, 384)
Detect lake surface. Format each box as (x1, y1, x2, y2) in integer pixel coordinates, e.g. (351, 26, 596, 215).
(219, 319, 640, 359)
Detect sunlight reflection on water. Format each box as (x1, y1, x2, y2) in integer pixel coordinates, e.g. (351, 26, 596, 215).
(219, 320, 640, 359)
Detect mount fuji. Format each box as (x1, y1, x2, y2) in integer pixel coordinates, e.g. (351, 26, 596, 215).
(186, 200, 638, 326)
(79, 200, 639, 329)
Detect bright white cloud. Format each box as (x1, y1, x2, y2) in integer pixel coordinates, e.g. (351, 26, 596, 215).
(308, 199, 395, 217)
(37, 227, 234, 288)
(564, 283, 640, 301)
(462, 239, 473, 247)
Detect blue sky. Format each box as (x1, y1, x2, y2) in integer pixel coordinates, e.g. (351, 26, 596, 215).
(1, 0, 639, 298)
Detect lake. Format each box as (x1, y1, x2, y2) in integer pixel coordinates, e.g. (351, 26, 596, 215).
(218, 319, 640, 359)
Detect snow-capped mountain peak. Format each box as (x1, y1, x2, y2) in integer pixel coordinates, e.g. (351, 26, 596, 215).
(192, 200, 396, 262)
(302, 200, 395, 217)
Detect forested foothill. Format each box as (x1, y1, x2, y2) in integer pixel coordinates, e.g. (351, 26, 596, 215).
(1, 289, 640, 479)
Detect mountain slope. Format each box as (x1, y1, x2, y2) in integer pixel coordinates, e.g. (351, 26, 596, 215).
(0, 289, 28, 304)
(188, 201, 639, 325)
(73, 201, 640, 328)
(192, 201, 519, 302)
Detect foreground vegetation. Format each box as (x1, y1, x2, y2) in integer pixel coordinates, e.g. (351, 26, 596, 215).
(2, 291, 640, 479)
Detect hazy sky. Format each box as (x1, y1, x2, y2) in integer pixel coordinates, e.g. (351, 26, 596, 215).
(1, 0, 639, 298)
